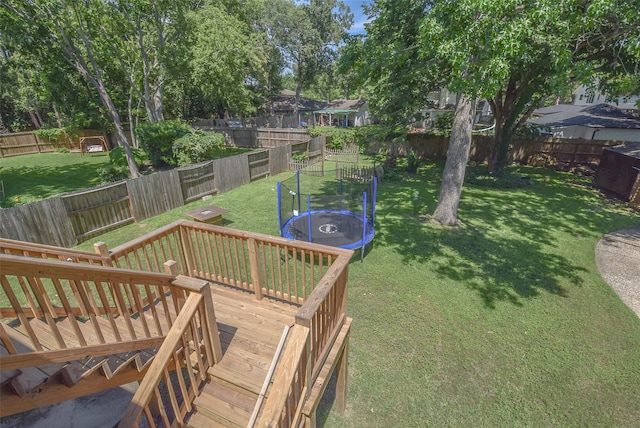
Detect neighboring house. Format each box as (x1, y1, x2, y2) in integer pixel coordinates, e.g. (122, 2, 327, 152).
(313, 98, 371, 127)
(573, 84, 639, 110)
(266, 89, 326, 115)
(528, 103, 640, 143)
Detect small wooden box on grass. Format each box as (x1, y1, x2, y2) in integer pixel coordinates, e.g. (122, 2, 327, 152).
(185, 205, 229, 225)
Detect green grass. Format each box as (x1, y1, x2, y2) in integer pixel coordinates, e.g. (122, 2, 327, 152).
(72, 160, 640, 427)
(0, 152, 111, 207)
(4, 151, 637, 426)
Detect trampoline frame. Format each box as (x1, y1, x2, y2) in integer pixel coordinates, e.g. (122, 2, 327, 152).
(277, 170, 377, 258)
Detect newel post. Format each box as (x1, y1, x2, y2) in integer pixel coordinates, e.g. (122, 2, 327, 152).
(199, 281, 223, 364)
(296, 315, 313, 402)
(247, 237, 263, 300)
(93, 241, 113, 266)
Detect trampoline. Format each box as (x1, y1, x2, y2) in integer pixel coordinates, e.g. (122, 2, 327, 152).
(277, 170, 377, 255)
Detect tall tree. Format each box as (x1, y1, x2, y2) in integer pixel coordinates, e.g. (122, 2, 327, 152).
(264, 0, 353, 116)
(347, 0, 640, 224)
(188, 0, 267, 117)
(2, 0, 141, 177)
(104, 0, 192, 124)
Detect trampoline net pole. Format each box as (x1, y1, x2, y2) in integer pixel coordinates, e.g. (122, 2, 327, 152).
(361, 191, 367, 262)
(372, 176, 378, 225)
(296, 170, 301, 215)
(277, 181, 282, 235)
(307, 196, 313, 242)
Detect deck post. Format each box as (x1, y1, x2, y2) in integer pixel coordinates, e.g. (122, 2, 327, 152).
(335, 334, 349, 413)
(200, 282, 223, 364)
(178, 224, 196, 277)
(247, 238, 263, 300)
(93, 242, 113, 266)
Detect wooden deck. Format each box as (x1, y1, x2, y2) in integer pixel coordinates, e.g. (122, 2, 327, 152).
(187, 285, 299, 427)
(2, 222, 353, 427)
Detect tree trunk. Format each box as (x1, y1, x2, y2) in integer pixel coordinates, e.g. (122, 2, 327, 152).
(294, 80, 303, 118)
(431, 94, 476, 225)
(96, 83, 140, 178)
(488, 127, 513, 175)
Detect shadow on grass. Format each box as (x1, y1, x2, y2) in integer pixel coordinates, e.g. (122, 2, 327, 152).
(2, 161, 108, 207)
(373, 164, 593, 308)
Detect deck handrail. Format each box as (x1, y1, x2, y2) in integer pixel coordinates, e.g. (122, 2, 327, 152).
(0, 237, 111, 265)
(104, 220, 352, 306)
(1, 254, 185, 356)
(254, 324, 311, 427)
(295, 253, 350, 381)
(118, 285, 214, 428)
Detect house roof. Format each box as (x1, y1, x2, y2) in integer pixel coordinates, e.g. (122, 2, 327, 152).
(606, 141, 640, 158)
(266, 91, 326, 113)
(529, 103, 640, 129)
(316, 98, 367, 113)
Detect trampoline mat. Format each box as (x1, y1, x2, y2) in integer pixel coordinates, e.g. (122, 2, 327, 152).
(285, 210, 374, 249)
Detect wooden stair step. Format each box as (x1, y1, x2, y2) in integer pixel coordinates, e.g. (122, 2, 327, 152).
(192, 381, 257, 428)
(186, 411, 220, 428)
(17, 319, 107, 386)
(207, 351, 266, 397)
(2, 325, 65, 397)
(55, 318, 137, 379)
(134, 348, 159, 371)
(0, 344, 21, 385)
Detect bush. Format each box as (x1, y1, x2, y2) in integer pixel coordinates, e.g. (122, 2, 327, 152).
(433, 111, 455, 132)
(97, 147, 146, 184)
(172, 130, 225, 166)
(108, 146, 146, 168)
(97, 165, 129, 184)
(135, 120, 191, 167)
(406, 150, 421, 173)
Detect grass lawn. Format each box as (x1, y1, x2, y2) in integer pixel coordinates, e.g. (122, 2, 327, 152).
(0, 152, 111, 208)
(72, 160, 640, 427)
(0, 147, 252, 208)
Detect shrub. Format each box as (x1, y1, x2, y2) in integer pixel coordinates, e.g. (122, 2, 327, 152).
(433, 111, 455, 132)
(35, 127, 71, 142)
(406, 150, 421, 173)
(97, 165, 129, 184)
(135, 120, 191, 167)
(172, 130, 225, 166)
(108, 146, 146, 168)
(97, 147, 146, 184)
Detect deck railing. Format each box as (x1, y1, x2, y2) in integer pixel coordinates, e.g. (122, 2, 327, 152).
(104, 220, 351, 305)
(1, 221, 351, 426)
(255, 324, 311, 427)
(102, 220, 353, 427)
(0, 237, 111, 265)
(118, 277, 219, 428)
(0, 253, 222, 380)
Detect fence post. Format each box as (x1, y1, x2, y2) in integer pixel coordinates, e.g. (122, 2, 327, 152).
(34, 132, 42, 153)
(247, 237, 263, 300)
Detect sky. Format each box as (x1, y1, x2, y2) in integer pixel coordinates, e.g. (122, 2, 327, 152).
(342, 0, 372, 34)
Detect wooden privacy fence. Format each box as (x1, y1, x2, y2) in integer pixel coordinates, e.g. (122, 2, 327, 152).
(178, 161, 215, 202)
(288, 135, 327, 176)
(0, 130, 106, 157)
(405, 134, 622, 164)
(0, 141, 307, 248)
